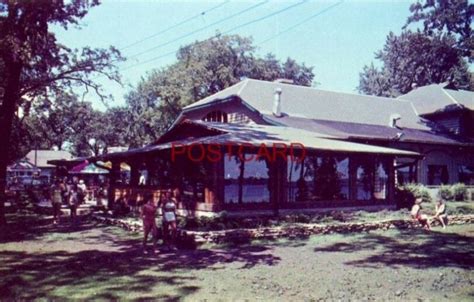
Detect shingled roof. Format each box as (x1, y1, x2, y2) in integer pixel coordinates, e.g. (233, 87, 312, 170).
(263, 115, 473, 146)
(399, 83, 474, 115)
(184, 78, 428, 130)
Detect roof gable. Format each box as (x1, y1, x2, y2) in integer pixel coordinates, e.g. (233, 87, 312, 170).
(184, 79, 427, 130)
(25, 150, 73, 168)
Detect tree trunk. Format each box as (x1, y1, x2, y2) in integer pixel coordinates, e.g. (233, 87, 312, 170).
(0, 62, 23, 225)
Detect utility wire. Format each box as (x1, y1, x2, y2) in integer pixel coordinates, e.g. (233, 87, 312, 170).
(125, 0, 269, 60)
(257, 0, 344, 45)
(119, 0, 230, 51)
(121, 0, 311, 71)
(220, 0, 309, 35)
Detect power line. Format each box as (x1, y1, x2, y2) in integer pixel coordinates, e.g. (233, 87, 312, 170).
(257, 0, 344, 45)
(119, 0, 230, 51)
(125, 0, 270, 60)
(220, 0, 309, 36)
(121, 0, 311, 71)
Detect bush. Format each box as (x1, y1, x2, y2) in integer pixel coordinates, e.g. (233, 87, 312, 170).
(399, 183, 432, 205)
(451, 183, 468, 201)
(438, 185, 453, 201)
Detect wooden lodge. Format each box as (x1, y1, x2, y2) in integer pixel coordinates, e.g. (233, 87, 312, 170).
(90, 79, 474, 216)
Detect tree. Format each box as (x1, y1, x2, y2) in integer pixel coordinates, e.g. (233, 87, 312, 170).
(405, 0, 473, 61)
(125, 34, 315, 146)
(358, 30, 472, 97)
(0, 1, 123, 225)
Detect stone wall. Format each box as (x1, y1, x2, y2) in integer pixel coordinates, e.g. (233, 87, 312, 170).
(91, 214, 474, 245)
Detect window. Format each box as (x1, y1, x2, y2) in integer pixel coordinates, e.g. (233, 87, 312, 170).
(458, 165, 474, 185)
(428, 165, 449, 185)
(287, 155, 349, 202)
(355, 158, 388, 200)
(374, 161, 388, 200)
(224, 154, 270, 204)
(396, 164, 416, 185)
(203, 110, 228, 123)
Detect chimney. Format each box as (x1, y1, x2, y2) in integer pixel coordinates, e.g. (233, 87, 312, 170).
(273, 87, 282, 117)
(389, 113, 401, 128)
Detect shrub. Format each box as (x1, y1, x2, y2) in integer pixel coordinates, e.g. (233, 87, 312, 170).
(400, 183, 432, 204)
(451, 183, 468, 201)
(438, 185, 453, 201)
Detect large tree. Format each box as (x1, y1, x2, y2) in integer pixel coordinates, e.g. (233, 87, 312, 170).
(125, 34, 315, 146)
(405, 0, 473, 61)
(0, 1, 123, 225)
(358, 30, 472, 97)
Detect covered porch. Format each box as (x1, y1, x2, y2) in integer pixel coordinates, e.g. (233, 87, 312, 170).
(92, 120, 422, 216)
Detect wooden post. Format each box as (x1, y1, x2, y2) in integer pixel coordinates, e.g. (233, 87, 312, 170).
(108, 161, 121, 209)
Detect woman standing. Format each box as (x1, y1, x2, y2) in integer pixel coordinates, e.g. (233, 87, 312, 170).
(162, 190, 178, 250)
(50, 179, 64, 224)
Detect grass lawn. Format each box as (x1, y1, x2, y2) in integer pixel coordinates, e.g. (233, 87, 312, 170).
(0, 212, 473, 301)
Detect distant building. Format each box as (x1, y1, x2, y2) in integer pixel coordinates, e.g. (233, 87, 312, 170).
(24, 150, 73, 183)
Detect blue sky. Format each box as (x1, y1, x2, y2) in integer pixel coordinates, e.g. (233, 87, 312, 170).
(53, 0, 414, 110)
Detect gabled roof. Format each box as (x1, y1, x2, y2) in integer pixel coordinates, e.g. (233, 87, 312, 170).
(183, 78, 427, 130)
(399, 83, 474, 115)
(25, 150, 74, 168)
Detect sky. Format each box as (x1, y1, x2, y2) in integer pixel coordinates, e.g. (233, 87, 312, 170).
(53, 0, 415, 110)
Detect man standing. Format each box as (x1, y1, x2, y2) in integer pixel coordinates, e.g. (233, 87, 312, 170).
(141, 194, 158, 254)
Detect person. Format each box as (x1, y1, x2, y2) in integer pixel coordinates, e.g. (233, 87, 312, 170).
(141, 194, 158, 254)
(139, 172, 146, 186)
(411, 198, 431, 230)
(433, 199, 448, 229)
(161, 190, 178, 250)
(77, 179, 87, 204)
(50, 179, 64, 224)
(68, 183, 80, 223)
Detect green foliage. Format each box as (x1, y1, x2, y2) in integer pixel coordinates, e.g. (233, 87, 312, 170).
(438, 185, 454, 201)
(406, 0, 473, 61)
(451, 183, 468, 201)
(358, 30, 472, 97)
(401, 183, 433, 203)
(0, 1, 123, 224)
(124, 34, 315, 146)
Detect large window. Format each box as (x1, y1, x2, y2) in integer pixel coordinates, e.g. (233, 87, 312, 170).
(396, 165, 416, 185)
(428, 165, 449, 185)
(224, 154, 270, 204)
(458, 165, 474, 185)
(287, 155, 349, 202)
(355, 158, 388, 200)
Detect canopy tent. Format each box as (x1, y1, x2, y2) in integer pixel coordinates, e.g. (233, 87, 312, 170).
(69, 161, 109, 175)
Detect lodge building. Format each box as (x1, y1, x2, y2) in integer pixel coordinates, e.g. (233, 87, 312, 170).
(94, 79, 474, 215)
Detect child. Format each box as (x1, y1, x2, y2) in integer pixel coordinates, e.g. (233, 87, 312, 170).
(433, 199, 447, 229)
(411, 198, 431, 230)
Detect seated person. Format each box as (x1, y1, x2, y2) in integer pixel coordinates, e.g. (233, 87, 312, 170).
(433, 199, 447, 229)
(411, 198, 431, 230)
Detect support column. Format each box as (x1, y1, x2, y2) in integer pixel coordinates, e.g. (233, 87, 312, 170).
(387, 157, 395, 205)
(108, 161, 121, 209)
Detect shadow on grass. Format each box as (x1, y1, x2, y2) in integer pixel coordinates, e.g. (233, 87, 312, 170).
(313, 228, 474, 269)
(0, 213, 104, 244)
(0, 213, 281, 300)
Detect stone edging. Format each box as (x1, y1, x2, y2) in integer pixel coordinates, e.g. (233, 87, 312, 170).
(91, 214, 474, 244)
